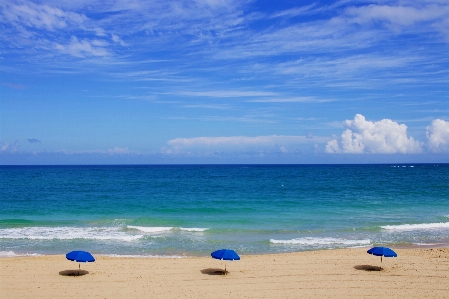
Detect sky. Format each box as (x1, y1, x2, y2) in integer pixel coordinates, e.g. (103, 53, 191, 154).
(0, 0, 448, 164)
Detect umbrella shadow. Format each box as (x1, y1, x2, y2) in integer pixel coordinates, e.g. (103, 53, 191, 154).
(201, 268, 228, 275)
(59, 269, 90, 276)
(354, 265, 383, 271)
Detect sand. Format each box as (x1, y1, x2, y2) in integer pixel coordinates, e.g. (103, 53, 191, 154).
(1, 248, 448, 299)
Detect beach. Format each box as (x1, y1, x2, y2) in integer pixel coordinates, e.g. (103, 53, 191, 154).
(1, 247, 448, 299)
(1, 165, 448, 298)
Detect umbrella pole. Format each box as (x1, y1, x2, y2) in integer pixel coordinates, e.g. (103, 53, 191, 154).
(78, 263, 80, 276)
(225, 263, 227, 275)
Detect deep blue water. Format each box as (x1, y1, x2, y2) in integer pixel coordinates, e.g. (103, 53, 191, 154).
(1, 164, 448, 257)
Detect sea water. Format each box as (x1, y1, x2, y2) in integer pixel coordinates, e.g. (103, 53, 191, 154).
(1, 164, 448, 257)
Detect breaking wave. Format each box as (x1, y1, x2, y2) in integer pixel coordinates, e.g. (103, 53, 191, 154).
(127, 226, 173, 233)
(270, 237, 371, 246)
(0, 226, 142, 242)
(381, 222, 449, 231)
(0, 251, 42, 257)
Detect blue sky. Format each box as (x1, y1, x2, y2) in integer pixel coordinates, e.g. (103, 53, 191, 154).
(1, 0, 448, 164)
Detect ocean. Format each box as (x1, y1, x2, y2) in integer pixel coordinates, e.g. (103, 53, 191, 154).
(1, 164, 448, 257)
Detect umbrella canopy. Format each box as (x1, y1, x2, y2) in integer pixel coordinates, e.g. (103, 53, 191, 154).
(66, 251, 95, 276)
(211, 249, 240, 275)
(367, 247, 397, 258)
(367, 246, 397, 263)
(66, 250, 95, 262)
(211, 249, 240, 261)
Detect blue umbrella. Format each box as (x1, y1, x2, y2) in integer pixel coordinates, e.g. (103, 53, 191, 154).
(211, 249, 240, 274)
(66, 250, 95, 275)
(367, 246, 397, 263)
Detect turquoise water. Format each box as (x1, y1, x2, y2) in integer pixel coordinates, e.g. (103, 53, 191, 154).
(1, 164, 448, 257)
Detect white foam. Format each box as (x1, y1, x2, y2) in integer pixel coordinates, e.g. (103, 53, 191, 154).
(0, 251, 42, 257)
(270, 237, 371, 246)
(127, 226, 173, 233)
(179, 227, 208, 232)
(381, 222, 449, 231)
(0, 227, 142, 242)
(0, 251, 17, 257)
(101, 254, 183, 259)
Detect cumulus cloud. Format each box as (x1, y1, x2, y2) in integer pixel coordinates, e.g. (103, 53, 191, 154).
(426, 119, 449, 152)
(326, 114, 422, 154)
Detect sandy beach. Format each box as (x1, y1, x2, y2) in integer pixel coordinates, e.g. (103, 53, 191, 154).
(1, 248, 448, 299)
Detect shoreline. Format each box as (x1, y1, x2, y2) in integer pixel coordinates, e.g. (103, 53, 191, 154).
(1, 247, 448, 298)
(2, 242, 449, 259)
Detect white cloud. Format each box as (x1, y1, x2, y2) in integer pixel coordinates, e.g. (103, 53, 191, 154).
(0, 1, 87, 31)
(326, 114, 422, 154)
(176, 90, 277, 98)
(345, 3, 449, 27)
(167, 135, 325, 147)
(108, 147, 131, 155)
(247, 96, 333, 103)
(426, 119, 449, 152)
(55, 36, 110, 57)
(344, 3, 449, 38)
(111, 33, 126, 46)
(0, 141, 21, 153)
(63, 147, 139, 156)
(269, 4, 318, 19)
(164, 135, 329, 156)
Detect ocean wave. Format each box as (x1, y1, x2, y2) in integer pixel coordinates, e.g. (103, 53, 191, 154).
(101, 254, 184, 258)
(126, 226, 208, 233)
(179, 227, 208, 232)
(270, 237, 371, 246)
(0, 251, 41, 257)
(391, 165, 415, 168)
(381, 222, 449, 231)
(0, 226, 142, 241)
(127, 226, 173, 233)
(413, 243, 438, 246)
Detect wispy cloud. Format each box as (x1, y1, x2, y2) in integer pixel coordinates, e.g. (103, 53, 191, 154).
(161, 134, 329, 156)
(344, 2, 449, 38)
(175, 90, 278, 98)
(247, 96, 333, 103)
(0, 141, 21, 154)
(1, 82, 26, 89)
(0, 1, 87, 31)
(180, 104, 231, 110)
(269, 3, 320, 19)
(55, 36, 110, 57)
(167, 135, 328, 147)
